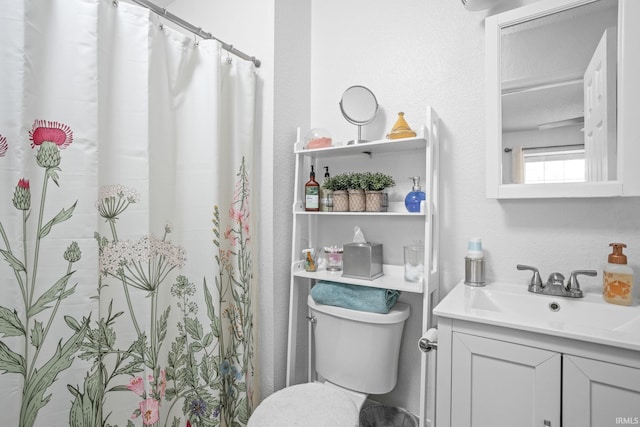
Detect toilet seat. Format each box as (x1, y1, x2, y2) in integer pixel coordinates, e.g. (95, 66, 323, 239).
(247, 382, 359, 427)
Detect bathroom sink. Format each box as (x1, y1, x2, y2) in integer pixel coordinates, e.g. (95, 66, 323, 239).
(434, 281, 640, 351)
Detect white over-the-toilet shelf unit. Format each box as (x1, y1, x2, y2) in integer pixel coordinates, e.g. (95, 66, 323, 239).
(286, 106, 440, 427)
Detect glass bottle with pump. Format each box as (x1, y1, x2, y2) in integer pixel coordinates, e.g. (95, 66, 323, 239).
(305, 165, 320, 211)
(405, 176, 426, 213)
(320, 166, 333, 212)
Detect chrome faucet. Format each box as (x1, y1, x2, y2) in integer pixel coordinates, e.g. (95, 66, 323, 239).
(517, 265, 597, 298)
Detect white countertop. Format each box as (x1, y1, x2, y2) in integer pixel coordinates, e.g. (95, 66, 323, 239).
(434, 281, 640, 352)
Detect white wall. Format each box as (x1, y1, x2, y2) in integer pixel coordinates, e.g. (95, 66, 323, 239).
(155, 0, 640, 416)
(309, 0, 640, 414)
(309, 0, 640, 293)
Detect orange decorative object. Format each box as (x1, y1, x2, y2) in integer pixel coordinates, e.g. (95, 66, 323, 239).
(306, 137, 332, 149)
(305, 128, 333, 149)
(387, 112, 417, 140)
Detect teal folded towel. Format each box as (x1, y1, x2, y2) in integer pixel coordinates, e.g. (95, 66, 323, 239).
(310, 281, 400, 314)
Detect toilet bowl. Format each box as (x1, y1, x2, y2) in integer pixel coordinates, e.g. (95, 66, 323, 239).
(247, 382, 360, 427)
(248, 295, 410, 426)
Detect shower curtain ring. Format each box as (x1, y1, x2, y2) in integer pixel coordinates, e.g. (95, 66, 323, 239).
(158, 8, 167, 31)
(227, 45, 234, 64)
(112, 0, 118, 7)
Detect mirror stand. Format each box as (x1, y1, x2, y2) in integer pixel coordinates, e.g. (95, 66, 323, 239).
(339, 85, 379, 145)
(348, 124, 366, 145)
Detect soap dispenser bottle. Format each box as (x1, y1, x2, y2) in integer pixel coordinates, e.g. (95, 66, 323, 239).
(405, 176, 426, 213)
(320, 166, 333, 212)
(464, 238, 486, 287)
(603, 243, 634, 306)
(305, 165, 319, 212)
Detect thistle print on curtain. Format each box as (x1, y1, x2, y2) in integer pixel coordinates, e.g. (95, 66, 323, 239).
(1, 122, 256, 427)
(0, 1, 258, 426)
(0, 122, 88, 427)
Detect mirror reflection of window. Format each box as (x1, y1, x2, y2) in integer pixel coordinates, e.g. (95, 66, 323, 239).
(503, 123, 584, 184)
(500, 0, 618, 184)
(522, 145, 585, 184)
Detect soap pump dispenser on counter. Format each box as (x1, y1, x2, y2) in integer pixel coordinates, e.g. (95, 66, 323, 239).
(464, 238, 485, 287)
(405, 176, 426, 213)
(603, 243, 634, 306)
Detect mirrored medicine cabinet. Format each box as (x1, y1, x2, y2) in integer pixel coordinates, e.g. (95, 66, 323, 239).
(485, 0, 640, 198)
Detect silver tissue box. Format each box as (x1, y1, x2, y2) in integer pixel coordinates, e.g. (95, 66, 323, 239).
(342, 242, 383, 280)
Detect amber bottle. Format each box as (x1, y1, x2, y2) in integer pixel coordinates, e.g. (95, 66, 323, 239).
(305, 165, 320, 211)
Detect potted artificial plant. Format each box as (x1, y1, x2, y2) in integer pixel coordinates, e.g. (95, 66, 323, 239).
(323, 173, 351, 212)
(361, 172, 395, 212)
(347, 172, 367, 212)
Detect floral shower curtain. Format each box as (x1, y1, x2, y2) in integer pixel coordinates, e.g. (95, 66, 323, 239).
(0, 1, 258, 426)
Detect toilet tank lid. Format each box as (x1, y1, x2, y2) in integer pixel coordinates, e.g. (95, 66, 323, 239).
(308, 295, 410, 324)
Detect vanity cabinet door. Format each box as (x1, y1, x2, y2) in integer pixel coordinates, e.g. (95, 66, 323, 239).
(450, 333, 560, 427)
(563, 355, 640, 427)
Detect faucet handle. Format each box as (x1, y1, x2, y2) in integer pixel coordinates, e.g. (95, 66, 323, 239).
(566, 270, 597, 297)
(517, 264, 543, 292)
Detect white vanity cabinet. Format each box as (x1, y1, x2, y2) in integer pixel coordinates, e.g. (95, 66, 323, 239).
(449, 332, 561, 427)
(285, 107, 440, 427)
(563, 355, 640, 427)
(437, 318, 640, 427)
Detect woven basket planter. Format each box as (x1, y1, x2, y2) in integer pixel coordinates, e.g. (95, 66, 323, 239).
(348, 189, 366, 212)
(365, 190, 384, 212)
(332, 190, 349, 212)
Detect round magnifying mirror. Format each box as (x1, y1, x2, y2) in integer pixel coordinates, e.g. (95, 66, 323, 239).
(339, 85, 379, 144)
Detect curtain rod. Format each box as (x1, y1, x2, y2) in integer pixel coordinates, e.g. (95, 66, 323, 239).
(127, 0, 261, 68)
(504, 144, 584, 153)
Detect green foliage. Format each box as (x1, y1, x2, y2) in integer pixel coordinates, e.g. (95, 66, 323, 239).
(67, 368, 104, 427)
(38, 202, 77, 239)
(28, 273, 76, 317)
(0, 307, 26, 337)
(323, 172, 395, 191)
(20, 320, 89, 427)
(348, 172, 367, 190)
(322, 173, 351, 191)
(360, 172, 396, 191)
(0, 341, 25, 374)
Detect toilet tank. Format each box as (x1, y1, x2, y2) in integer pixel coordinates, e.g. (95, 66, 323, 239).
(307, 295, 410, 395)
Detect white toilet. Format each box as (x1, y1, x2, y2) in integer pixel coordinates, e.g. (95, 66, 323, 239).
(248, 295, 410, 426)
